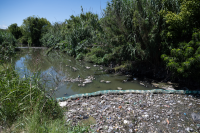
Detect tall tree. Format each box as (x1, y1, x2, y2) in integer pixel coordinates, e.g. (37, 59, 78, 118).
(8, 23, 22, 39)
(161, 0, 200, 80)
(21, 16, 51, 46)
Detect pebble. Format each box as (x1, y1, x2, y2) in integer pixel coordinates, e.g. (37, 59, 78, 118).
(62, 93, 200, 132)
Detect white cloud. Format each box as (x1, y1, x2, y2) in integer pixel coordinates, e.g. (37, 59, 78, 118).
(0, 25, 8, 29)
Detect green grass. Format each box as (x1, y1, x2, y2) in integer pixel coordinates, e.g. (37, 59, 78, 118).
(8, 111, 91, 133)
(0, 63, 91, 133)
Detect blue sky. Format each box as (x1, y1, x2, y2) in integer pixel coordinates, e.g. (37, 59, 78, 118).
(0, 0, 109, 29)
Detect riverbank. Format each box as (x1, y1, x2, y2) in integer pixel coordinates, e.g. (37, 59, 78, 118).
(61, 92, 200, 132)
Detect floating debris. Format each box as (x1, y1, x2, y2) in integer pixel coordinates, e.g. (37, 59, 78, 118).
(117, 87, 122, 90)
(62, 93, 200, 132)
(83, 79, 92, 84)
(58, 101, 67, 107)
(105, 81, 111, 83)
(72, 67, 78, 71)
(133, 78, 137, 80)
(140, 81, 145, 86)
(86, 66, 91, 69)
(122, 80, 127, 83)
(100, 80, 105, 83)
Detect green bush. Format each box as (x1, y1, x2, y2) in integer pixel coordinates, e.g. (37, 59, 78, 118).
(21, 16, 51, 46)
(85, 47, 107, 64)
(76, 52, 85, 60)
(0, 30, 16, 45)
(0, 42, 15, 62)
(40, 22, 65, 48)
(0, 65, 63, 128)
(162, 31, 200, 79)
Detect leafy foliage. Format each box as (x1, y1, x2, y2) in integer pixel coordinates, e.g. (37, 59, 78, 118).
(0, 30, 16, 61)
(62, 10, 101, 57)
(162, 0, 200, 47)
(40, 22, 66, 48)
(8, 23, 22, 39)
(21, 16, 51, 46)
(161, 0, 200, 79)
(3, 0, 200, 81)
(162, 31, 200, 79)
(99, 0, 168, 66)
(0, 65, 63, 128)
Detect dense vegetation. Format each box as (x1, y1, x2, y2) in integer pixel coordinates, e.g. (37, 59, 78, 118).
(1, 0, 199, 131)
(0, 64, 91, 132)
(1, 0, 200, 79)
(2, 0, 200, 82)
(0, 21, 90, 133)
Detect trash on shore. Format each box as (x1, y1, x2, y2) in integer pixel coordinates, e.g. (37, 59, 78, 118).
(62, 93, 200, 132)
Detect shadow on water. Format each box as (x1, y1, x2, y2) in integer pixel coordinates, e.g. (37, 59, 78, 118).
(14, 48, 160, 98)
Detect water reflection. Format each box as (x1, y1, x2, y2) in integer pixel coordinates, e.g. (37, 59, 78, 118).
(15, 48, 155, 98)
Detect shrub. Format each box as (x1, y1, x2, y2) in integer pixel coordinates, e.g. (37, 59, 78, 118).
(0, 65, 63, 128)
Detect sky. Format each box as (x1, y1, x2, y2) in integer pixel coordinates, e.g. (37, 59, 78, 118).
(0, 0, 109, 29)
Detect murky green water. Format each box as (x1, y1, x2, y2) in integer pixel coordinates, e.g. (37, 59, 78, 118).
(14, 48, 155, 98)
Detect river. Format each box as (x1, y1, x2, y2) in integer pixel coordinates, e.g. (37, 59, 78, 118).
(14, 48, 156, 98)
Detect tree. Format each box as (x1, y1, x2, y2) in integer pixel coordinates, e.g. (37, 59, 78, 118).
(21, 16, 51, 46)
(162, 32, 200, 79)
(162, 0, 200, 47)
(8, 23, 22, 39)
(161, 0, 200, 80)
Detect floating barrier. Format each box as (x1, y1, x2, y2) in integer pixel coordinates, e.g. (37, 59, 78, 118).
(56, 89, 200, 101)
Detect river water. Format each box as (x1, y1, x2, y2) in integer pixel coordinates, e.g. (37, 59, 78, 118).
(14, 48, 156, 98)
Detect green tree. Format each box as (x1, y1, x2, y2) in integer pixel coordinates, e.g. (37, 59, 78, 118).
(161, 0, 200, 47)
(8, 23, 22, 39)
(40, 22, 66, 48)
(162, 31, 200, 79)
(21, 16, 51, 46)
(99, 0, 167, 65)
(161, 0, 200, 79)
(61, 8, 101, 57)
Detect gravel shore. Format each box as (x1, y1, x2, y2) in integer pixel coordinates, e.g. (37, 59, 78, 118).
(62, 93, 200, 132)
